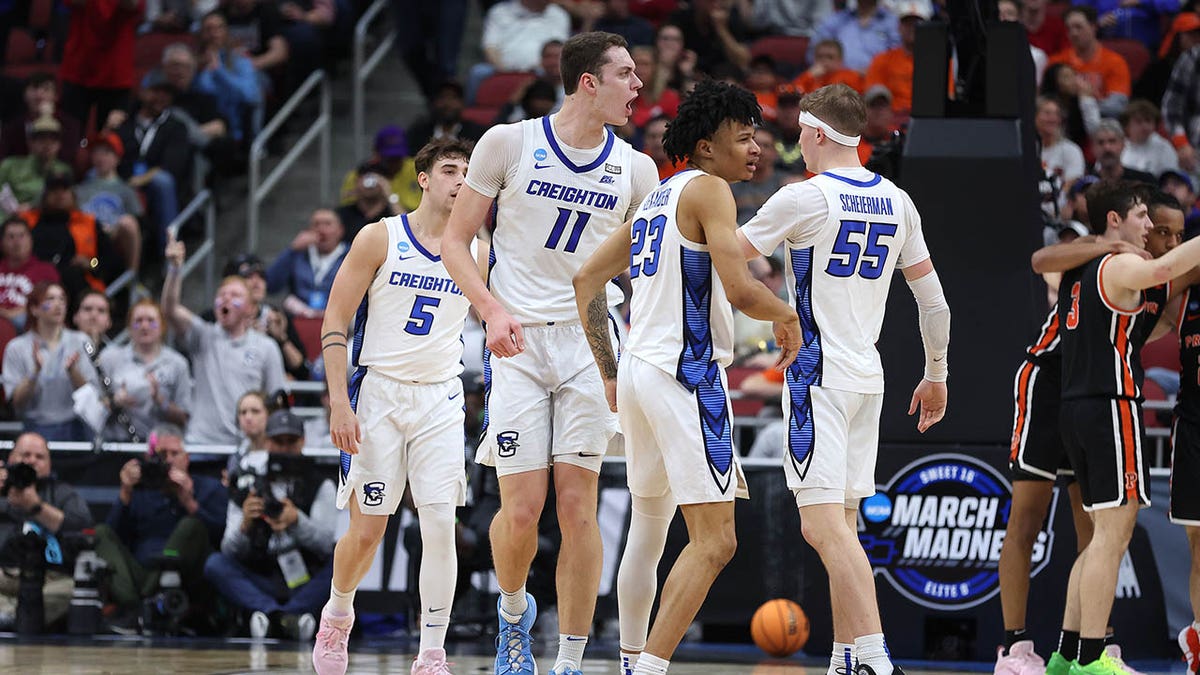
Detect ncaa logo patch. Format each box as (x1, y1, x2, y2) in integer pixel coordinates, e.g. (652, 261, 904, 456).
(362, 481, 386, 507)
(534, 148, 548, 162)
(496, 431, 520, 457)
(858, 453, 1055, 610)
(397, 241, 411, 253)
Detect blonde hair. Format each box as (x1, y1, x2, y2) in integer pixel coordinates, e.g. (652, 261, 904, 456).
(799, 84, 867, 138)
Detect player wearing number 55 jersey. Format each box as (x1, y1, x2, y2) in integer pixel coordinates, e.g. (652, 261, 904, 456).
(442, 31, 658, 675)
(312, 139, 481, 675)
(737, 84, 950, 675)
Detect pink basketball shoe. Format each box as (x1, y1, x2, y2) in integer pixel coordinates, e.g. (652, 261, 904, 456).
(993, 640, 1045, 675)
(311, 608, 354, 675)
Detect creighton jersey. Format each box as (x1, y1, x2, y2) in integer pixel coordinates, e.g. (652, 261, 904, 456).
(351, 214, 472, 384)
(625, 169, 735, 384)
(742, 169, 929, 394)
(490, 116, 635, 323)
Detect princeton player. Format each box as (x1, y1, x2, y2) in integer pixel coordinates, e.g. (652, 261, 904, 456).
(310, 139, 478, 675)
(573, 80, 802, 675)
(441, 31, 659, 675)
(737, 83, 950, 675)
(1047, 181, 1200, 675)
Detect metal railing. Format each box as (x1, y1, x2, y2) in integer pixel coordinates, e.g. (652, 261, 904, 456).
(352, 0, 397, 158)
(248, 70, 332, 252)
(169, 189, 218, 301)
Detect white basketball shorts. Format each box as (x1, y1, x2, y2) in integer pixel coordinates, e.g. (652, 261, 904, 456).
(781, 381, 882, 508)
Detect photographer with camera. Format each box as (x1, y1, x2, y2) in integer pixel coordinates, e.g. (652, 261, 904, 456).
(93, 423, 227, 633)
(0, 432, 93, 630)
(204, 410, 336, 640)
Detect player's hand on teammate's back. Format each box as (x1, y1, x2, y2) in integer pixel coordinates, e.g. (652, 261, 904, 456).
(1109, 240, 1152, 260)
(771, 318, 803, 372)
(483, 307, 525, 358)
(908, 379, 948, 433)
(330, 403, 362, 454)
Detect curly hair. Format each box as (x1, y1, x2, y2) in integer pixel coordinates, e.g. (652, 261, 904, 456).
(663, 78, 762, 165)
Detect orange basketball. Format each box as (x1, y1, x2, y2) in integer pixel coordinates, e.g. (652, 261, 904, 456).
(750, 599, 810, 658)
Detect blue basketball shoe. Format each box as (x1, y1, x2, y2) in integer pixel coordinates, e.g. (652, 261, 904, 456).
(495, 593, 537, 674)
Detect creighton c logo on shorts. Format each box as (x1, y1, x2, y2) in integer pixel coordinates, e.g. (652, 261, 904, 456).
(362, 482, 386, 507)
(496, 431, 520, 457)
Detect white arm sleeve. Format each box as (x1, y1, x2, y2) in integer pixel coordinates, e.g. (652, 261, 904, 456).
(463, 123, 523, 198)
(907, 269, 950, 382)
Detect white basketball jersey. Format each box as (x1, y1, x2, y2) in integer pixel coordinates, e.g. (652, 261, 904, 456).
(778, 171, 927, 393)
(351, 215, 473, 384)
(490, 116, 635, 324)
(625, 169, 734, 388)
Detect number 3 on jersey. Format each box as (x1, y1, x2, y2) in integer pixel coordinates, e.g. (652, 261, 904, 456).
(1065, 281, 1081, 329)
(630, 214, 666, 278)
(825, 219, 897, 279)
(405, 295, 440, 335)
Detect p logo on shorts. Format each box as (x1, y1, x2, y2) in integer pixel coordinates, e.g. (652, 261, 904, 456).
(496, 431, 521, 458)
(363, 481, 386, 507)
(1124, 472, 1138, 490)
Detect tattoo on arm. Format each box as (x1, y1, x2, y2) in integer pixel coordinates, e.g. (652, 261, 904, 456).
(320, 331, 347, 342)
(584, 292, 618, 380)
(322, 342, 348, 352)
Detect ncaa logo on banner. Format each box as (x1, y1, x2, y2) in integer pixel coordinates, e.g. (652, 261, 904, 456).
(858, 453, 1056, 610)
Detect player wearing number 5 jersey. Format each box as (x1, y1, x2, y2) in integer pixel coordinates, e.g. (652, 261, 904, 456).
(442, 32, 659, 675)
(737, 84, 950, 675)
(312, 139, 481, 675)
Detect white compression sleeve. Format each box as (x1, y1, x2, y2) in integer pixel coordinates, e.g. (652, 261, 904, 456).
(417, 502, 458, 652)
(617, 494, 676, 652)
(906, 269, 950, 382)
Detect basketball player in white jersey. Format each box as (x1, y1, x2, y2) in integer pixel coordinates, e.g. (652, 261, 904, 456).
(738, 84, 951, 675)
(573, 80, 802, 675)
(442, 32, 658, 675)
(311, 139, 480, 675)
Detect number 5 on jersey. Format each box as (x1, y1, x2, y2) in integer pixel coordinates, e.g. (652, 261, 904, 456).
(405, 295, 440, 335)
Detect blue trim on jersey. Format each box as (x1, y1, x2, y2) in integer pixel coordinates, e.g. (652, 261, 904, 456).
(480, 347, 492, 441)
(787, 246, 822, 478)
(659, 168, 697, 185)
(675, 246, 720, 392)
(542, 116, 614, 173)
(401, 213, 440, 262)
(821, 170, 881, 188)
(350, 294, 369, 368)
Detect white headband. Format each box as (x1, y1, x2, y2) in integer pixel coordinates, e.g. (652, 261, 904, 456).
(798, 111, 861, 147)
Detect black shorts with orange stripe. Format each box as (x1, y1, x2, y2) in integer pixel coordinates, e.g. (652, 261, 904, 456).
(1060, 397, 1150, 511)
(1010, 359, 1072, 481)
(1171, 414, 1200, 524)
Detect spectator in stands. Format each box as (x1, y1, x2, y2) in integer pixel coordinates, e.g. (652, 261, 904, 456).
(1050, 6, 1131, 118)
(1134, 11, 1200, 108)
(1073, 0, 1175, 50)
(1088, 118, 1157, 184)
(0, 432, 94, 630)
(864, 0, 928, 114)
(1061, 174, 1099, 230)
(1162, 22, 1200, 173)
(221, 0, 290, 81)
(668, 0, 751, 74)
(405, 82, 486, 158)
(468, 0, 571, 103)
(0, 116, 73, 213)
(73, 290, 113, 354)
(591, 0, 655, 47)
(266, 208, 346, 319)
(335, 165, 400, 242)
(138, 0, 195, 33)
(1161, 169, 1200, 236)
(161, 237, 286, 445)
(772, 88, 806, 175)
(75, 132, 144, 273)
(745, 54, 781, 123)
(629, 45, 681, 129)
(2, 281, 100, 441)
(640, 115, 683, 180)
(264, 302, 309, 380)
(732, 127, 787, 224)
(94, 423, 226, 628)
(58, 0, 142, 134)
(497, 79, 561, 124)
(1022, 0, 1068, 55)
(997, 0, 1047, 86)
(204, 409, 336, 639)
(0, 73, 84, 166)
(1041, 62, 1102, 151)
(197, 11, 265, 144)
(21, 173, 119, 297)
(275, 0, 334, 91)
(337, 126, 418, 213)
(533, 39, 566, 112)
(1038, 95, 1087, 196)
(392, 0, 468, 100)
(858, 85, 898, 165)
(0, 218, 57, 331)
(99, 300, 192, 442)
(811, 0, 899, 72)
(793, 39, 865, 95)
(227, 389, 271, 479)
(653, 23, 698, 93)
(154, 45, 229, 151)
(1120, 99, 1180, 177)
(202, 255, 306, 381)
(748, 0, 832, 38)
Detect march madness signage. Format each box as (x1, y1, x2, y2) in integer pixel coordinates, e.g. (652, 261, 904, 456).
(859, 452, 1056, 610)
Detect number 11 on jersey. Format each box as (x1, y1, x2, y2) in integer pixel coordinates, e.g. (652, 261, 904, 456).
(545, 208, 591, 253)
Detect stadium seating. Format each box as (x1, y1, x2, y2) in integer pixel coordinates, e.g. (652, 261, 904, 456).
(462, 71, 535, 127)
(1102, 37, 1151, 82)
(750, 35, 810, 75)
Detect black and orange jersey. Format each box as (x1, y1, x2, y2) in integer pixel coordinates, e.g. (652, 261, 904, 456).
(1024, 305, 1062, 374)
(1178, 286, 1200, 423)
(1059, 253, 1165, 401)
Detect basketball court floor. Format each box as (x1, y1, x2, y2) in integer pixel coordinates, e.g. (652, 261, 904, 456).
(0, 639, 1190, 674)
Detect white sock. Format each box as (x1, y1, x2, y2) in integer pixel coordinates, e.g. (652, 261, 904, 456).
(326, 584, 356, 615)
(632, 652, 669, 674)
(829, 641, 854, 674)
(617, 495, 674, 652)
(418, 502, 457, 653)
(500, 584, 528, 622)
(554, 633, 587, 670)
(620, 650, 640, 675)
(854, 633, 893, 675)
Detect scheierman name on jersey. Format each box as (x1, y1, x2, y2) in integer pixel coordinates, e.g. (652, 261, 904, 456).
(387, 271, 463, 295)
(839, 193, 894, 216)
(525, 180, 619, 211)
